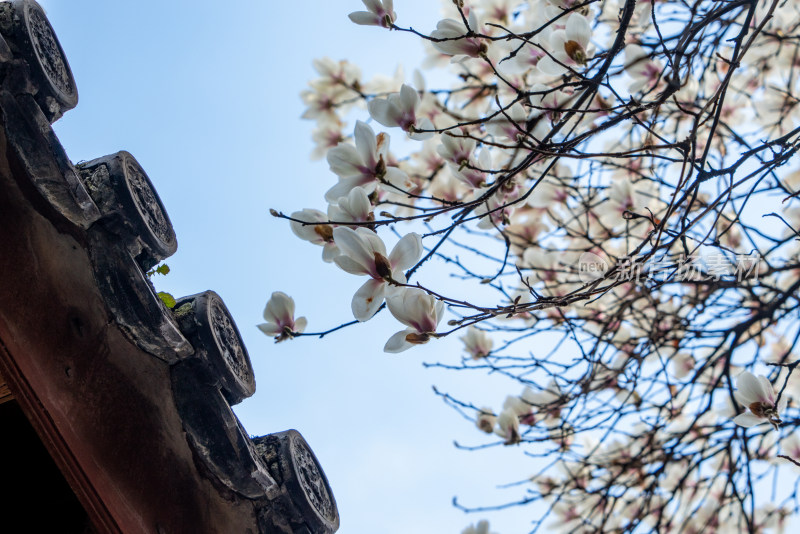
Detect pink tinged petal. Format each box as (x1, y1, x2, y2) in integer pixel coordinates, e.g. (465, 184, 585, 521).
(734, 413, 765, 427)
(353, 120, 378, 168)
(757, 375, 776, 404)
(384, 0, 394, 16)
(333, 227, 374, 272)
(389, 232, 422, 271)
(566, 14, 592, 48)
(384, 328, 415, 353)
(368, 99, 400, 128)
(293, 317, 308, 334)
(348, 11, 380, 26)
(352, 278, 386, 321)
(265, 292, 294, 324)
(327, 144, 364, 177)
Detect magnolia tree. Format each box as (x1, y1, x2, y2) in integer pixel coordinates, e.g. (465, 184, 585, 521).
(262, 0, 800, 531)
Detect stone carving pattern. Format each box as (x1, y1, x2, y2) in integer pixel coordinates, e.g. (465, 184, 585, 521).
(26, 3, 73, 98)
(210, 299, 251, 387)
(125, 160, 173, 247)
(291, 436, 336, 524)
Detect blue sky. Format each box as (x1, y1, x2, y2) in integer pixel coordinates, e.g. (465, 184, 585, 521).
(39, 1, 540, 532)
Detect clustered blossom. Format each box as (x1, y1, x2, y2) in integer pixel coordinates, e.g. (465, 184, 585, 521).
(268, 0, 800, 531)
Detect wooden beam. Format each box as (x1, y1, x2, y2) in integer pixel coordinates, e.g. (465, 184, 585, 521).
(0, 369, 13, 405)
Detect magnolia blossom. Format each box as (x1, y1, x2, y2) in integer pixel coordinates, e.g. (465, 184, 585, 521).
(625, 44, 663, 94)
(537, 14, 593, 76)
(368, 84, 435, 140)
(437, 129, 490, 189)
(475, 407, 496, 434)
(485, 102, 530, 143)
(348, 0, 396, 28)
(384, 287, 444, 352)
(461, 520, 497, 534)
(495, 409, 521, 445)
(430, 11, 487, 61)
(325, 121, 409, 202)
(327, 186, 373, 224)
(289, 208, 339, 262)
(733, 371, 785, 429)
(333, 227, 422, 321)
(461, 326, 493, 359)
(257, 292, 307, 342)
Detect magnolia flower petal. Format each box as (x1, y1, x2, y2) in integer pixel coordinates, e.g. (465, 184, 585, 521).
(399, 84, 419, 112)
(384, 167, 414, 192)
(566, 14, 592, 48)
(367, 99, 400, 128)
(409, 117, 435, 140)
(257, 322, 281, 336)
(354, 120, 378, 167)
(352, 278, 386, 321)
(321, 242, 340, 263)
(733, 413, 765, 428)
(293, 316, 308, 334)
(738, 371, 766, 405)
(325, 176, 376, 203)
(265, 291, 294, 323)
(384, 328, 415, 353)
(348, 11, 380, 25)
(734, 390, 755, 408)
(327, 144, 363, 177)
(757, 375, 775, 403)
(333, 226, 375, 269)
(333, 254, 369, 275)
(389, 232, 423, 271)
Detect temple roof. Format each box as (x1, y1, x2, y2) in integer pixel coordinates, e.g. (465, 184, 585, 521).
(0, 1, 338, 532)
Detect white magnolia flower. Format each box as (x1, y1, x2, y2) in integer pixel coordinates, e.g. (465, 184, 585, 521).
(733, 371, 786, 429)
(461, 326, 493, 359)
(437, 129, 490, 189)
(368, 84, 435, 140)
(495, 409, 521, 445)
(257, 292, 307, 342)
(430, 11, 487, 61)
(333, 227, 422, 321)
(289, 208, 339, 263)
(327, 186, 373, 224)
(348, 0, 396, 28)
(485, 102, 529, 142)
(537, 14, 593, 76)
(625, 44, 663, 94)
(325, 121, 409, 202)
(461, 519, 497, 534)
(384, 287, 444, 352)
(475, 407, 496, 434)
